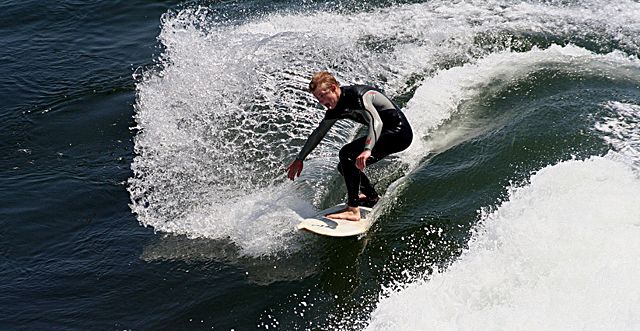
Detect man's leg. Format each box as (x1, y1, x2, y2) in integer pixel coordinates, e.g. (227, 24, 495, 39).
(337, 137, 367, 207)
(336, 152, 378, 202)
(358, 127, 414, 203)
(334, 126, 413, 211)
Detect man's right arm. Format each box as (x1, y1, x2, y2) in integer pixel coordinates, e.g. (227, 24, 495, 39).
(295, 119, 336, 161)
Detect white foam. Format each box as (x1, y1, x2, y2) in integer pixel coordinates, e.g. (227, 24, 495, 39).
(367, 155, 640, 330)
(595, 102, 640, 170)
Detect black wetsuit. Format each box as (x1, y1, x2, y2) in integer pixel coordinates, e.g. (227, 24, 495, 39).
(296, 85, 413, 207)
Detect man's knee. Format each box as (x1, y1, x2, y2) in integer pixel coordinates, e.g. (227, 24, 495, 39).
(337, 146, 358, 176)
(338, 146, 355, 163)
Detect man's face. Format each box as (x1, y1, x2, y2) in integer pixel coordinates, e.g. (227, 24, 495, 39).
(313, 85, 340, 110)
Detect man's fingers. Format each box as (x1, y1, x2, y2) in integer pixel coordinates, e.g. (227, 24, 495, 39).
(286, 161, 303, 180)
(286, 165, 294, 180)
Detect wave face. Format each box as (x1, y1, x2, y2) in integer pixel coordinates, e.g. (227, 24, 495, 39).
(365, 44, 640, 330)
(129, 0, 640, 328)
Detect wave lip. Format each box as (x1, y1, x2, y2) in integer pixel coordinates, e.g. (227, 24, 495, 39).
(367, 155, 640, 330)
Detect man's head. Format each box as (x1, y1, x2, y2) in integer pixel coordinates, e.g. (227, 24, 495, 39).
(309, 71, 341, 110)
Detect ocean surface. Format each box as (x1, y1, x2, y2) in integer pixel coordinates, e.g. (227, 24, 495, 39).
(2, 0, 640, 329)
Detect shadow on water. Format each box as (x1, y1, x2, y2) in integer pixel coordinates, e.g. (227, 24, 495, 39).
(139, 231, 373, 329)
(140, 231, 369, 284)
(140, 235, 318, 286)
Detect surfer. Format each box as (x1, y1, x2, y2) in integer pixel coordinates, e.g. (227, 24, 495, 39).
(287, 71, 413, 221)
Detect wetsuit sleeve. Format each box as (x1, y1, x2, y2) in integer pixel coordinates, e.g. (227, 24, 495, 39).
(296, 118, 337, 161)
(361, 91, 385, 150)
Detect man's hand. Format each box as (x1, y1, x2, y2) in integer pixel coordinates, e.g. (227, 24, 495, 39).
(287, 159, 304, 180)
(356, 150, 371, 171)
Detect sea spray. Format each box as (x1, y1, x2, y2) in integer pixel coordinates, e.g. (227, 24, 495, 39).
(130, 0, 640, 260)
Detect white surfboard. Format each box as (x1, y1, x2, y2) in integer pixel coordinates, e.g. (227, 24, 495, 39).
(297, 204, 374, 237)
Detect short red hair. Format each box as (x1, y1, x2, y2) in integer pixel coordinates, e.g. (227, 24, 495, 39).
(309, 71, 340, 92)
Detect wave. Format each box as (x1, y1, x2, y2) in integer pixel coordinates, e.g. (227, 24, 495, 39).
(129, 0, 640, 257)
(402, 43, 640, 164)
(366, 78, 640, 329)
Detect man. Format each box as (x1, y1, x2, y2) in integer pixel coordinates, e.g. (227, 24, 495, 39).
(287, 72, 413, 221)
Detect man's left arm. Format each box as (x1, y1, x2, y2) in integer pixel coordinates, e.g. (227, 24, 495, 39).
(361, 91, 384, 151)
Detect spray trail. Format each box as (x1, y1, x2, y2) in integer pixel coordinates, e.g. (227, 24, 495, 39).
(129, 0, 640, 257)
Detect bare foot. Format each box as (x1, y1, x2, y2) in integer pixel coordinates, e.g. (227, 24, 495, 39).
(325, 206, 361, 222)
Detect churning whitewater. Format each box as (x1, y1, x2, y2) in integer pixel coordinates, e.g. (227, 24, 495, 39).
(367, 153, 640, 330)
